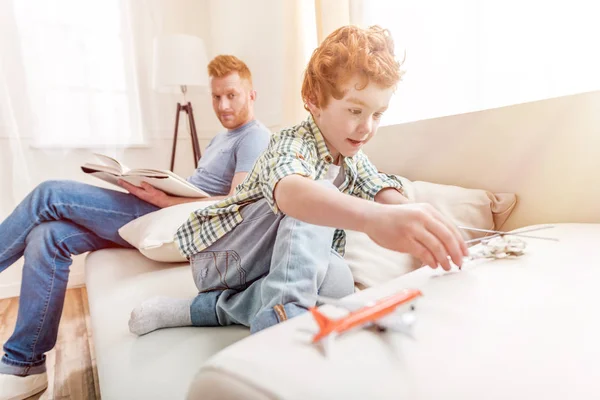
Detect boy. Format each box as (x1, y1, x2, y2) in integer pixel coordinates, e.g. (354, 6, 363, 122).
(129, 26, 468, 335)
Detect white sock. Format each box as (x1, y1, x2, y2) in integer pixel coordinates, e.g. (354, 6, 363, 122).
(128, 296, 193, 336)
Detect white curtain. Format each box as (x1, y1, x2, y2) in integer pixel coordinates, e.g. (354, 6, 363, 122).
(1, 0, 37, 215)
(0, 0, 167, 220)
(2, 0, 143, 148)
(353, 0, 600, 126)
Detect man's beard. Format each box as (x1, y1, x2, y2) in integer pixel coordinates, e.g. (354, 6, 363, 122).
(222, 101, 250, 129)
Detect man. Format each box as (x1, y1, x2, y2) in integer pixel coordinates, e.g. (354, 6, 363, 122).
(0, 54, 270, 400)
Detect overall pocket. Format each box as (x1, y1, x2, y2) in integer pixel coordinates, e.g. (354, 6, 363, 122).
(190, 250, 248, 292)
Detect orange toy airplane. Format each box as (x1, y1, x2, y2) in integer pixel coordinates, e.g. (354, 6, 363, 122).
(310, 289, 423, 355)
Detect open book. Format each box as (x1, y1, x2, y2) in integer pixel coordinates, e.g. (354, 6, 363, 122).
(81, 153, 210, 198)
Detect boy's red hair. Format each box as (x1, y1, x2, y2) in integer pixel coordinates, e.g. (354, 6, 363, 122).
(207, 55, 253, 86)
(302, 25, 404, 110)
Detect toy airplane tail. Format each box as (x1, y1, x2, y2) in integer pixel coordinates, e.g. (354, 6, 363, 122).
(310, 307, 335, 341)
(310, 307, 337, 356)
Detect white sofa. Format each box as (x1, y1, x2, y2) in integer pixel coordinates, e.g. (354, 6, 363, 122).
(85, 91, 600, 399)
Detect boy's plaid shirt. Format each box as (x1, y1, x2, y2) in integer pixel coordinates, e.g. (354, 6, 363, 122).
(175, 115, 404, 259)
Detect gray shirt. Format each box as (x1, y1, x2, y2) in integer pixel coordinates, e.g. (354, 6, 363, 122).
(187, 119, 271, 196)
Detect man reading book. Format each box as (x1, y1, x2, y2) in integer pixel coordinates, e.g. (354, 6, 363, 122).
(0, 54, 270, 400)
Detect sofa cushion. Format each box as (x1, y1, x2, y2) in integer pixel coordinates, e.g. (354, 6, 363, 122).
(85, 248, 249, 399)
(118, 200, 219, 262)
(346, 179, 516, 288)
(188, 224, 600, 400)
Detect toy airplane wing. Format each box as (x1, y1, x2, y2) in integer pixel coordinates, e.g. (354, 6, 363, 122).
(315, 295, 373, 312)
(317, 289, 422, 312)
(373, 312, 417, 338)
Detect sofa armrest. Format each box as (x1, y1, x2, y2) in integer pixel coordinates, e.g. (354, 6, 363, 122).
(188, 224, 600, 400)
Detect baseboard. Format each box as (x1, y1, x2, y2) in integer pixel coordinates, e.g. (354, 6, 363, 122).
(0, 272, 86, 300)
(0, 282, 21, 300)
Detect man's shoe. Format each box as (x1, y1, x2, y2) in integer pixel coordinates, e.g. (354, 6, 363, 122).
(0, 372, 48, 400)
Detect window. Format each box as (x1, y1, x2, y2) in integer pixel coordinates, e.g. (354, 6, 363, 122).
(358, 0, 600, 126)
(13, 0, 143, 147)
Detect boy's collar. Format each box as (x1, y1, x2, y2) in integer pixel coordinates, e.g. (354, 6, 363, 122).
(306, 114, 336, 163)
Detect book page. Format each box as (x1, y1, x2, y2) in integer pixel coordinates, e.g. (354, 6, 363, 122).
(81, 164, 122, 176)
(126, 169, 200, 187)
(93, 153, 129, 173)
(129, 168, 189, 183)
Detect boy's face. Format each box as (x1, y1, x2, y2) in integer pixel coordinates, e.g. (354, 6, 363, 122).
(309, 75, 394, 162)
(211, 72, 256, 130)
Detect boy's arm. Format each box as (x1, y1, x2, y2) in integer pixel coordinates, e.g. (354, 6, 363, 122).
(351, 152, 412, 204)
(274, 175, 468, 271)
(375, 187, 411, 204)
(351, 152, 406, 201)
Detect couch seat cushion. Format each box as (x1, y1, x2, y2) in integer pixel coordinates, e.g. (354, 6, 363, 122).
(85, 249, 249, 399)
(189, 223, 600, 400)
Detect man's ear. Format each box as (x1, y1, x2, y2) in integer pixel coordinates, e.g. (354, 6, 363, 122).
(249, 90, 257, 101)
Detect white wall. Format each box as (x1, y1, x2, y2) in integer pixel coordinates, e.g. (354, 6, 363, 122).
(205, 0, 286, 128)
(364, 90, 600, 230)
(358, 0, 600, 126)
(0, 0, 292, 299)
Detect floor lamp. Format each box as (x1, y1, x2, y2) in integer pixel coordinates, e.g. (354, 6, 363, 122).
(153, 34, 208, 171)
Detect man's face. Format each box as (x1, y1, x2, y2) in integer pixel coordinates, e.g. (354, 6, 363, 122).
(309, 75, 394, 163)
(211, 72, 256, 130)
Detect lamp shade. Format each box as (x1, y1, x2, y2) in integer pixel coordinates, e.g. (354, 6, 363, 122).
(152, 34, 209, 90)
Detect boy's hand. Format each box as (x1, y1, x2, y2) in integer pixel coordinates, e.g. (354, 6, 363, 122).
(364, 203, 468, 270)
(118, 180, 174, 208)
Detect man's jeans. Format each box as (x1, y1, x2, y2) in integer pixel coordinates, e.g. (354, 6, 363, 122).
(188, 192, 355, 333)
(0, 180, 158, 374)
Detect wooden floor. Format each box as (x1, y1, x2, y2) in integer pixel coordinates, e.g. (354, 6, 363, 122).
(0, 288, 100, 400)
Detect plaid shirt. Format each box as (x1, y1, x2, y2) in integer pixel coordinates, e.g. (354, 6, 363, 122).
(175, 115, 403, 258)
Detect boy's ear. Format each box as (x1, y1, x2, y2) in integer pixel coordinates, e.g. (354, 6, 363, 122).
(305, 98, 320, 116)
(249, 90, 257, 101)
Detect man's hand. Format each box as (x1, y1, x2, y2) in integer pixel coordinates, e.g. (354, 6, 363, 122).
(118, 180, 174, 208)
(364, 203, 469, 271)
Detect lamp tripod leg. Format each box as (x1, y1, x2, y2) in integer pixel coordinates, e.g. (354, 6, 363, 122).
(187, 102, 201, 166)
(170, 103, 183, 172)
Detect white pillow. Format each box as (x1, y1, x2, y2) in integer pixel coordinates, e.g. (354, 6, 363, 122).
(345, 230, 421, 290)
(345, 179, 517, 288)
(118, 200, 219, 262)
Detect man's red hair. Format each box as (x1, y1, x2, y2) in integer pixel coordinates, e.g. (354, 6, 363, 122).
(207, 55, 253, 86)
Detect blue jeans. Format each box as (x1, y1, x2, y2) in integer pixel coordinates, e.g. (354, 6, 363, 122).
(188, 192, 355, 333)
(0, 180, 158, 374)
